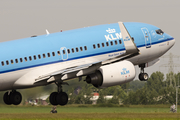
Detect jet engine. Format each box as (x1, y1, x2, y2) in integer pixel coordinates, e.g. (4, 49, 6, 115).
(85, 60, 136, 88)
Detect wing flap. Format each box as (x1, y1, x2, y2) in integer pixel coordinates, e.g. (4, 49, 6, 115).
(34, 63, 97, 83)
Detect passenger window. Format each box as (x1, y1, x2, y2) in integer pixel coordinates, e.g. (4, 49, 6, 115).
(47, 53, 50, 57)
(11, 60, 14, 64)
(43, 54, 46, 58)
(67, 49, 70, 54)
(84, 46, 87, 50)
(15, 59, 18, 63)
(119, 40, 122, 44)
(106, 42, 109, 46)
(132, 37, 134, 41)
(6, 60, 9, 65)
(57, 51, 60, 55)
(20, 58, 23, 62)
(80, 47, 83, 51)
(97, 44, 100, 48)
(38, 55, 41, 59)
(29, 56, 32, 61)
(24, 57, 27, 62)
(72, 48, 74, 53)
(93, 44, 96, 49)
(102, 43, 105, 47)
(63, 50, 66, 54)
(76, 47, 79, 52)
(110, 41, 113, 46)
(52, 52, 55, 56)
(1, 61, 4, 66)
(33, 55, 37, 60)
(115, 40, 117, 45)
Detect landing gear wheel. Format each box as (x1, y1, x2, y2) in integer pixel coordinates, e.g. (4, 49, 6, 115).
(139, 73, 149, 81)
(56, 92, 68, 106)
(3, 92, 12, 105)
(50, 92, 58, 105)
(139, 64, 149, 81)
(143, 73, 149, 81)
(50, 81, 69, 106)
(3, 91, 22, 105)
(10, 91, 22, 105)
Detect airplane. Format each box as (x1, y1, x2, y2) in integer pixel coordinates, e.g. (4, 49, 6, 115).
(0, 22, 175, 106)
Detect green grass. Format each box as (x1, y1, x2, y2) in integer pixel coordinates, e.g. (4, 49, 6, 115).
(0, 105, 179, 120)
(0, 113, 180, 120)
(0, 105, 175, 113)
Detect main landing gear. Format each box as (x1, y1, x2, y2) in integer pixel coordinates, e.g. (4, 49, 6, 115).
(139, 64, 149, 81)
(3, 90, 22, 105)
(49, 82, 69, 106)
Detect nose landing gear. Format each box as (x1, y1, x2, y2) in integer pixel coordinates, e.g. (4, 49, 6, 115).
(139, 64, 149, 81)
(49, 81, 69, 106)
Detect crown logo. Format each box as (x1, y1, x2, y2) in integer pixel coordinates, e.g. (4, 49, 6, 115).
(106, 28, 116, 33)
(124, 36, 130, 41)
(122, 68, 127, 71)
(121, 68, 130, 75)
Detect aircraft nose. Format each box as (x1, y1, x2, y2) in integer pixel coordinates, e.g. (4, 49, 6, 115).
(168, 37, 175, 48)
(170, 37, 175, 46)
(166, 33, 175, 46)
(172, 38, 175, 45)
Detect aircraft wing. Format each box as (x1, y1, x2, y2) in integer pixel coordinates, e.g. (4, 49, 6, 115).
(34, 22, 139, 84)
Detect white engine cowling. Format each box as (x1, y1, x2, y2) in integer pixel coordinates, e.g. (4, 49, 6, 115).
(86, 60, 136, 88)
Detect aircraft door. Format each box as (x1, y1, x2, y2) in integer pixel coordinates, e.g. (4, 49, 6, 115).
(141, 28, 151, 48)
(60, 47, 68, 60)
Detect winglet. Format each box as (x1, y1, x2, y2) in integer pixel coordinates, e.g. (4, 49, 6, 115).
(118, 22, 139, 54)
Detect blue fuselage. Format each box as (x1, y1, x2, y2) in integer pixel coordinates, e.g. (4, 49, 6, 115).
(0, 22, 174, 76)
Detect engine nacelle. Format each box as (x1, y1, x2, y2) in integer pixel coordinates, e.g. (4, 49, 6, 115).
(86, 60, 136, 88)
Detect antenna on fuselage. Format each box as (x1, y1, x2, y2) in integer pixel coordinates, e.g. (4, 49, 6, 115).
(46, 29, 50, 35)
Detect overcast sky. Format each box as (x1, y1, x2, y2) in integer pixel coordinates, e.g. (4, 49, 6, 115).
(0, 0, 179, 79)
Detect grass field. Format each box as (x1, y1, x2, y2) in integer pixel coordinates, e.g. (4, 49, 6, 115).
(0, 105, 180, 120)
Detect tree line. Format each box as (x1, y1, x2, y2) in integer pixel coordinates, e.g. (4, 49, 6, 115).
(124, 72, 180, 105)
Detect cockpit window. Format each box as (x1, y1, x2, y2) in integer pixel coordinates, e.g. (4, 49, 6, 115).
(156, 29, 164, 35)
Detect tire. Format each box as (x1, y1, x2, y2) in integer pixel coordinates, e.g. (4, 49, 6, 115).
(3, 92, 12, 105)
(56, 92, 68, 106)
(50, 92, 58, 105)
(143, 73, 149, 81)
(139, 73, 149, 81)
(139, 73, 144, 81)
(10, 91, 22, 105)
